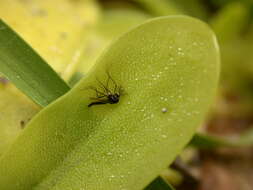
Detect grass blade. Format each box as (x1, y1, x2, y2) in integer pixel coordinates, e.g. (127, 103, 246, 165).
(191, 129, 253, 149)
(144, 176, 175, 190)
(0, 19, 70, 107)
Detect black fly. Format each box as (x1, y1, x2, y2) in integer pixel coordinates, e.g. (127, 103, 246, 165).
(87, 71, 123, 107)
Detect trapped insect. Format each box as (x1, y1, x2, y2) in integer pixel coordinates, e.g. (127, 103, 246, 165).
(86, 71, 124, 107)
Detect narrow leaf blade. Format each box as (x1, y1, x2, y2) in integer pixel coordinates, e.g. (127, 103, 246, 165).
(191, 129, 253, 149)
(0, 19, 70, 107)
(144, 176, 175, 190)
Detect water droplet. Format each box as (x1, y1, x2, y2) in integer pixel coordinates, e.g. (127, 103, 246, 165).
(178, 118, 183, 122)
(107, 152, 112, 156)
(161, 108, 168, 113)
(109, 174, 116, 181)
(162, 134, 167, 138)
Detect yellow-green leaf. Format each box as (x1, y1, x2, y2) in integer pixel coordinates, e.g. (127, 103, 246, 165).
(0, 82, 39, 154)
(0, 16, 220, 190)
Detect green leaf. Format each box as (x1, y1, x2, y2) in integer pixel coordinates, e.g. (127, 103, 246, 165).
(0, 16, 220, 190)
(172, 0, 208, 19)
(0, 19, 70, 107)
(132, 0, 182, 16)
(0, 81, 39, 154)
(96, 9, 150, 39)
(210, 2, 251, 101)
(144, 176, 175, 190)
(0, 0, 100, 80)
(210, 2, 249, 42)
(191, 129, 253, 149)
(0, 0, 99, 155)
(78, 8, 150, 73)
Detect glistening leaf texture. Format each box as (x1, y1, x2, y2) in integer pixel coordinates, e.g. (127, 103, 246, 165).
(0, 16, 220, 190)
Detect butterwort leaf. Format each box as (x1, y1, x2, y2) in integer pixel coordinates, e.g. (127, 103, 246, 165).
(0, 16, 220, 190)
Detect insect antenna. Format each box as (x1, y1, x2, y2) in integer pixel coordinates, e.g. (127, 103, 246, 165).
(82, 86, 107, 97)
(96, 77, 112, 94)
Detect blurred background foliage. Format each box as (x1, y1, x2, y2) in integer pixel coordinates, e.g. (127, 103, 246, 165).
(1, 0, 253, 189)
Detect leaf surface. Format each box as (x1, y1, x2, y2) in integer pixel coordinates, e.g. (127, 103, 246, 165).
(0, 16, 220, 190)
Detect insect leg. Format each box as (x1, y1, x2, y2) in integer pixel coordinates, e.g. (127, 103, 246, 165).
(106, 71, 118, 94)
(90, 95, 106, 100)
(88, 86, 107, 97)
(96, 78, 111, 94)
